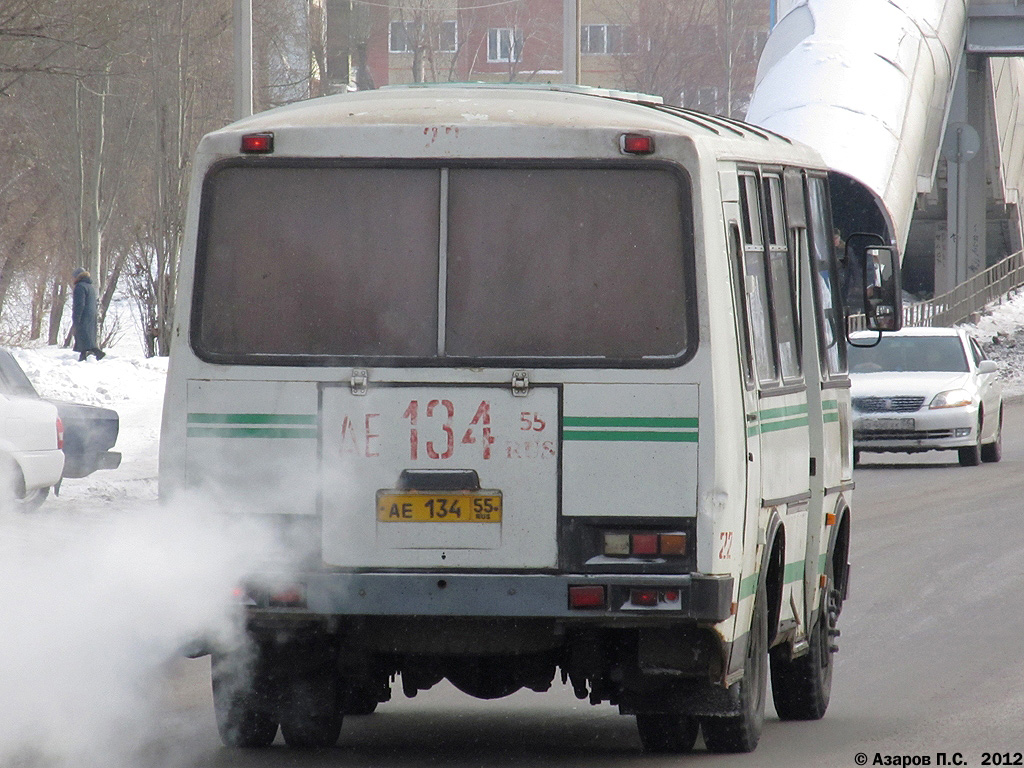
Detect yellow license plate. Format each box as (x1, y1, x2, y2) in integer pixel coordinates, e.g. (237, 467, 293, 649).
(376, 491, 503, 523)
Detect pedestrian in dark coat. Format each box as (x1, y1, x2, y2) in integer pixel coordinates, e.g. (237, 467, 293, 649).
(71, 267, 105, 361)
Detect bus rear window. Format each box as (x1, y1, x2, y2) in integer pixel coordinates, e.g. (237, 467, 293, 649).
(193, 162, 694, 365)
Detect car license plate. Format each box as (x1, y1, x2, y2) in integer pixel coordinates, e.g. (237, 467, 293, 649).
(857, 418, 914, 431)
(376, 490, 503, 523)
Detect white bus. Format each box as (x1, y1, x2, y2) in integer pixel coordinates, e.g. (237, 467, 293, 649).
(160, 84, 900, 753)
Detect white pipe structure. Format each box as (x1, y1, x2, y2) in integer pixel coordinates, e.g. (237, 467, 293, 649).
(747, 0, 968, 257)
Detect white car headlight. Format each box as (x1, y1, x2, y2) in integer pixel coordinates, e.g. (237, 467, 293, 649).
(929, 389, 973, 409)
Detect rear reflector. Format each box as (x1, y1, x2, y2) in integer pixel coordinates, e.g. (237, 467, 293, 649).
(630, 588, 659, 607)
(569, 585, 606, 609)
(621, 133, 655, 154)
(269, 587, 305, 607)
(241, 132, 274, 154)
(56, 417, 64, 451)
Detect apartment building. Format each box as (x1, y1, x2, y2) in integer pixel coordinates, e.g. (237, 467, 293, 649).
(323, 0, 768, 114)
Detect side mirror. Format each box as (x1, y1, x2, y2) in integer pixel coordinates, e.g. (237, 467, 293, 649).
(844, 234, 902, 333)
(863, 245, 901, 331)
(977, 360, 998, 375)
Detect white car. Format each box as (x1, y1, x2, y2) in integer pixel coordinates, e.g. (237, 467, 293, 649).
(0, 357, 64, 510)
(849, 326, 1003, 467)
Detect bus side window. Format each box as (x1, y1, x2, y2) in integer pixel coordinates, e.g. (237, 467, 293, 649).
(806, 175, 847, 378)
(728, 223, 755, 388)
(738, 172, 779, 387)
(762, 173, 801, 383)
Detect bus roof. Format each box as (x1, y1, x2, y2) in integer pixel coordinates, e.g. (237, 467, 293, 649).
(221, 84, 797, 147)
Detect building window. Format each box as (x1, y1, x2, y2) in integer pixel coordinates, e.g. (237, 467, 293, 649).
(390, 20, 458, 53)
(488, 27, 522, 62)
(389, 21, 415, 53)
(439, 20, 458, 53)
(581, 24, 635, 54)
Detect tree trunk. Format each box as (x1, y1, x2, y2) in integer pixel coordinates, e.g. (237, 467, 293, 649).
(47, 278, 67, 347)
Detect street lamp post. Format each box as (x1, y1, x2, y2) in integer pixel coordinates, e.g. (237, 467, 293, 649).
(234, 0, 253, 119)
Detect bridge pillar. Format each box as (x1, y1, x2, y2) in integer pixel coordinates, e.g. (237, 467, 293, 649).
(937, 54, 989, 295)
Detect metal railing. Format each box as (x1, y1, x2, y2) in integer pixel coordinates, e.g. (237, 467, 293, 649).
(903, 249, 1024, 328)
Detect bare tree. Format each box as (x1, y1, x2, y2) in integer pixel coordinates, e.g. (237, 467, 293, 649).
(126, 0, 232, 356)
(592, 0, 712, 105)
(388, 0, 461, 84)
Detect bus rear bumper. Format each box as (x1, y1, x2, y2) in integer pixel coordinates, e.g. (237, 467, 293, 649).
(295, 571, 735, 623)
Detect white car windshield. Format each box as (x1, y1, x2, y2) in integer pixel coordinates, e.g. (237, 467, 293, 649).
(848, 336, 969, 373)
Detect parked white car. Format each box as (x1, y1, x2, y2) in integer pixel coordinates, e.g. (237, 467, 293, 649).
(849, 326, 1003, 467)
(0, 359, 64, 510)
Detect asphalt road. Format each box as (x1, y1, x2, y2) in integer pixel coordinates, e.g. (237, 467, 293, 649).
(156, 403, 1024, 768)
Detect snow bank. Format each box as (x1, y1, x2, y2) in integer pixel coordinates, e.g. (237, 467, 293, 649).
(0, 344, 292, 768)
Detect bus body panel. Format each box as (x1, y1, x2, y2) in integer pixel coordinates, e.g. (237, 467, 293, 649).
(561, 383, 699, 519)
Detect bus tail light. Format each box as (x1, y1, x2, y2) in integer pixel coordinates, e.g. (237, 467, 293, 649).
(268, 586, 306, 608)
(569, 585, 606, 609)
(631, 534, 658, 555)
(56, 417, 64, 451)
(602, 532, 687, 557)
(630, 588, 659, 607)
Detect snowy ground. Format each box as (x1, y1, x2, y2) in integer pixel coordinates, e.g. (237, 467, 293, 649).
(12, 341, 167, 510)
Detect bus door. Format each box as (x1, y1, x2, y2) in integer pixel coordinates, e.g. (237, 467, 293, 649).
(720, 174, 761, 559)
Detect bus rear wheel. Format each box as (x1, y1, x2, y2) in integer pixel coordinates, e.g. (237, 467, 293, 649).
(701, 579, 768, 753)
(279, 668, 343, 748)
(636, 712, 699, 753)
(770, 574, 837, 720)
(211, 651, 279, 748)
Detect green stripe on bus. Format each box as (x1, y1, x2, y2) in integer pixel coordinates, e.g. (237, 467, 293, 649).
(563, 430, 698, 443)
(563, 416, 698, 429)
(747, 416, 810, 436)
(188, 413, 316, 425)
(820, 553, 828, 573)
(739, 563, 805, 601)
(823, 412, 840, 423)
(822, 399, 840, 412)
(738, 574, 758, 601)
(758, 404, 808, 420)
(186, 427, 317, 439)
(757, 416, 810, 434)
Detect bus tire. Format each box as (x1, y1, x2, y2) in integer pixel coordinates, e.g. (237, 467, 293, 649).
(211, 652, 279, 748)
(341, 685, 379, 715)
(701, 579, 768, 753)
(635, 712, 699, 753)
(279, 668, 343, 748)
(770, 574, 836, 720)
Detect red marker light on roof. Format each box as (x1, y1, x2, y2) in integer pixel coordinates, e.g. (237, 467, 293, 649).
(241, 132, 274, 154)
(621, 133, 655, 155)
